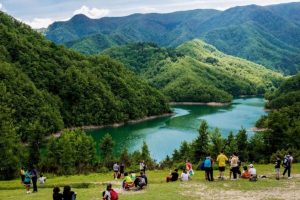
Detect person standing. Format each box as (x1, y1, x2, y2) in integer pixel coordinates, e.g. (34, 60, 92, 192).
(204, 156, 213, 181)
(23, 169, 32, 194)
(274, 155, 281, 180)
(120, 162, 125, 178)
(283, 152, 293, 179)
(30, 167, 38, 192)
(139, 160, 146, 173)
(216, 151, 228, 180)
(113, 162, 119, 180)
(230, 153, 239, 180)
(20, 166, 25, 184)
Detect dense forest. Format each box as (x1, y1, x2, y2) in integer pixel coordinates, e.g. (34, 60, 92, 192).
(0, 12, 170, 179)
(102, 41, 283, 102)
(45, 3, 300, 74)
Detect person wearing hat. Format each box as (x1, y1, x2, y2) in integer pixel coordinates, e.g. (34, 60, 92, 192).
(249, 164, 257, 181)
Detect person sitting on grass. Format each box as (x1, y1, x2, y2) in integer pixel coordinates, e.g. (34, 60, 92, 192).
(63, 185, 76, 200)
(103, 183, 118, 200)
(123, 172, 134, 190)
(166, 169, 179, 182)
(134, 171, 148, 190)
(249, 164, 257, 181)
(180, 169, 190, 182)
(241, 166, 250, 179)
(53, 186, 63, 200)
(39, 174, 46, 184)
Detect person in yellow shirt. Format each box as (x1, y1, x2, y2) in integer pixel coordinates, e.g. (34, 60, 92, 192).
(216, 150, 228, 180)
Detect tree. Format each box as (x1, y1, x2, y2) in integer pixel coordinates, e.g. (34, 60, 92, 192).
(224, 131, 238, 156)
(208, 128, 224, 158)
(0, 105, 24, 180)
(192, 120, 209, 162)
(99, 133, 115, 167)
(236, 128, 248, 161)
(179, 141, 191, 162)
(119, 148, 131, 167)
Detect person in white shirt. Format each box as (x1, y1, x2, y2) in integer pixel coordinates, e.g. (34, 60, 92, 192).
(180, 169, 189, 181)
(249, 164, 257, 181)
(39, 174, 46, 184)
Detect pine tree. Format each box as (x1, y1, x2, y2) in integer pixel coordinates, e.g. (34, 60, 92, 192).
(192, 120, 209, 163)
(236, 128, 248, 161)
(99, 133, 115, 167)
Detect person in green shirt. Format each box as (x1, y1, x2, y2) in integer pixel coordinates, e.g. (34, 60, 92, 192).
(216, 150, 228, 180)
(123, 172, 134, 190)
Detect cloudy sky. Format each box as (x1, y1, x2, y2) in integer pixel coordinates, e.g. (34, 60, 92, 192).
(0, 0, 299, 28)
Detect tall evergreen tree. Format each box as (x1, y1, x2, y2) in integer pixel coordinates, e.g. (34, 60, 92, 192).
(192, 120, 209, 162)
(236, 128, 248, 161)
(99, 133, 115, 167)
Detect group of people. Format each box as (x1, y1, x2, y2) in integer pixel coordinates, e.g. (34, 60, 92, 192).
(165, 151, 294, 183)
(20, 166, 46, 194)
(53, 185, 76, 200)
(112, 162, 125, 179)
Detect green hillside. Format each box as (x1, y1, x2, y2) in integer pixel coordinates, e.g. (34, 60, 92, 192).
(102, 40, 283, 103)
(45, 3, 300, 74)
(0, 11, 170, 141)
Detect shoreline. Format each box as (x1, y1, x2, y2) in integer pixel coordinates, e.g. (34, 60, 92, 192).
(50, 112, 174, 138)
(170, 102, 230, 106)
(251, 127, 269, 132)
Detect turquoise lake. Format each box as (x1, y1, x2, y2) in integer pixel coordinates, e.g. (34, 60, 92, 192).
(88, 97, 266, 161)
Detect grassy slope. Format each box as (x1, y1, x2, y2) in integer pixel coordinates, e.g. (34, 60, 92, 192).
(1, 164, 299, 200)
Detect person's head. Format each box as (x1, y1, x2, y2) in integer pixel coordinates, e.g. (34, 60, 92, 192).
(40, 174, 43, 177)
(106, 183, 112, 190)
(140, 171, 144, 176)
(21, 166, 24, 170)
(183, 169, 187, 173)
(243, 166, 248, 171)
(174, 168, 178, 172)
(53, 186, 60, 194)
(124, 172, 128, 176)
(288, 151, 292, 156)
(63, 185, 71, 194)
(233, 152, 237, 156)
(220, 150, 224, 154)
(249, 164, 254, 168)
(186, 160, 190, 163)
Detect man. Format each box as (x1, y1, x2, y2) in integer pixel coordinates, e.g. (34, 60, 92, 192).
(166, 169, 179, 182)
(30, 167, 38, 192)
(283, 152, 293, 179)
(216, 151, 228, 180)
(230, 153, 239, 180)
(113, 162, 119, 180)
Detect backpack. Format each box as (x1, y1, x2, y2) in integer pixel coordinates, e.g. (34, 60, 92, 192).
(283, 156, 290, 167)
(199, 161, 205, 170)
(110, 189, 118, 200)
(204, 159, 211, 168)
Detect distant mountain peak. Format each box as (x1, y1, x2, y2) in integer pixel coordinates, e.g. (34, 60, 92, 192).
(70, 14, 91, 21)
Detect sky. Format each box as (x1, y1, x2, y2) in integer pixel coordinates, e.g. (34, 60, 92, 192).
(0, 0, 299, 28)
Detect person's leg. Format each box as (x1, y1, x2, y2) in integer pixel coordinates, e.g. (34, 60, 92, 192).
(205, 169, 209, 181)
(288, 167, 291, 177)
(210, 167, 214, 181)
(32, 177, 37, 192)
(233, 167, 237, 179)
(283, 167, 287, 176)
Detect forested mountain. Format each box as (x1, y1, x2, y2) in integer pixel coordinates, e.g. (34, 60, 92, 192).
(0, 11, 170, 142)
(254, 73, 300, 160)
(101, 40, 283, 102)
(45, 2, 300, 74)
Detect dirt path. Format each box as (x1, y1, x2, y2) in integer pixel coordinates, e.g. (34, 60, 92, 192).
(181, 178, 300, 200)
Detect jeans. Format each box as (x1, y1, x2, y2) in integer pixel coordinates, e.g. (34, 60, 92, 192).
(283, 167, 291, 177)
(32, 177, 37, 192)
(231, 167, 239, 179)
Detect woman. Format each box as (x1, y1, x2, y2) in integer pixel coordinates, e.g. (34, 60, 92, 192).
(23, 169, 32, 194)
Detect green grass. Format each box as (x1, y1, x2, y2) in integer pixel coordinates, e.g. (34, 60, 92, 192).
(0, 164, 299, 200)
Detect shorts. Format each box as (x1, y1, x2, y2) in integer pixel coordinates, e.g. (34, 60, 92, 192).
(23, 182, 30, 186)
(114, 170, 119, 173)
(275, 168, 280, 173)
(219, 167, 225, 172)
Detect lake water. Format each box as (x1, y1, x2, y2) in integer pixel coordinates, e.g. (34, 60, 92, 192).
(88, 97, 266, 161)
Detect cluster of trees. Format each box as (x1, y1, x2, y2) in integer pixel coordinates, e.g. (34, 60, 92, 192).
(0, 12, 169, 179)
(102, 40, 283, 103)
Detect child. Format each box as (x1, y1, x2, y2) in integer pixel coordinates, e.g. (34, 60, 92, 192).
(23, 170, 31, 194)
(180, 169, 189, 181)
(275, 156, 281, 180)
(39, 174, 47, 184)
(249, 164, 257, 181)
(103, 183, 118, 200)
(123, 172, 134, 190)
(241, 166, 250, 179)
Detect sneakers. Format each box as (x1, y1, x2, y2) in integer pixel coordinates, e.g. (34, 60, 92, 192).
(288, 177, 293, 179)
(26, 191, 31, 194)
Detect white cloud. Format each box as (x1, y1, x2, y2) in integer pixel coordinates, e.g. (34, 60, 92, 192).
(73, 5, 110, 18)
(23, 18, 53, 29)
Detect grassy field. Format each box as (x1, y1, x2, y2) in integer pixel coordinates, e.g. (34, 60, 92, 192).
(0, 164, 299, 200)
